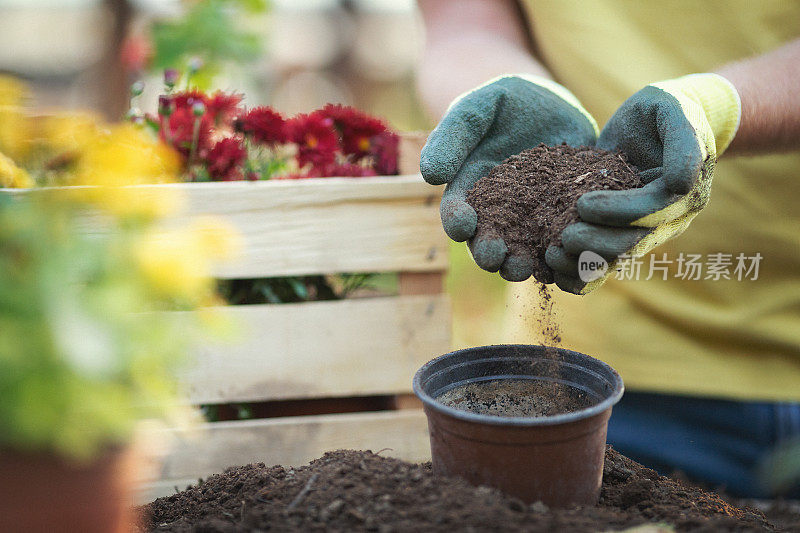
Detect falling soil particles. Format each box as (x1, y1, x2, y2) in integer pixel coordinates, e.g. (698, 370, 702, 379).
(436, 378, 594, 417)
(534, 281, 561, 346)
(139, 448, 784, 532)
(466, 143, 644, 284)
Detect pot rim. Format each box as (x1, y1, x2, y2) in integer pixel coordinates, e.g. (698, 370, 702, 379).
(412, 344, 624, 427)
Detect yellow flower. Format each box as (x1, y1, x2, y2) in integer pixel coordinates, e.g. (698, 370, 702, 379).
(0, 76, 31, 162)
(0, 75, 26, 107)
(134, 216, 239, 304)
(191, 215, 242, 261)
(73, 124, 180, 187)
(71, 124, 184, 219)
(0, 152, 33, 188)
(36, 112, 103, 156)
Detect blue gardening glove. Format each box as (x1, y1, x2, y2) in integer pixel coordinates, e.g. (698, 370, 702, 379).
(420, 75, 598, 281)
(545, 73, 741, 294)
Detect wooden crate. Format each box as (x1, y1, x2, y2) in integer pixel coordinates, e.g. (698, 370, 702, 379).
(1, 132, 446, 502)
(133, 134, 447, 502)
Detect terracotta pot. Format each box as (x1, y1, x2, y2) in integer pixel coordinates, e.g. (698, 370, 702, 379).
(0, 446, 136, 533)
(413, 344, 624, 508)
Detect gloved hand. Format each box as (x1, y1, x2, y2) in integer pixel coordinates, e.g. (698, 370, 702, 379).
(420, 74, 598, 281)
(545, 73, 741, 294)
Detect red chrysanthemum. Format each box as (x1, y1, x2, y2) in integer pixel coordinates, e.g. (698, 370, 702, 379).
(205, 91, 244, 127)
(159, 107, 214, 159)
(285, 113, 340, 168)
(205, 137, 247, 181)
(169, 90, 207, 111)
(319, 104, 387, 159)
(239, 107, 288, 146)
(370, 131, 400, 175)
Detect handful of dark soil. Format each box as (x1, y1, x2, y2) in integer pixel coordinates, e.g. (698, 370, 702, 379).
(139, 447, 778, 532)
(466, 144, 644, 282)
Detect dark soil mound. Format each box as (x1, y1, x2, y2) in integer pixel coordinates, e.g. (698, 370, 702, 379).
(437, 379, 595, 417)
(139, 447, 776, 532)
(466, 144, 643, 283)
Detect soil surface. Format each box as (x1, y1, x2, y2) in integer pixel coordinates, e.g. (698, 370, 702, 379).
(437, 379, 594, 417)
(466, 144, 643, 283)
(670, 470, 800, 532)
(140, 447, 779, 532)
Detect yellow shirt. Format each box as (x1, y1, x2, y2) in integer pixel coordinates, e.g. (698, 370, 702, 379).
(508, 0, 800, 401)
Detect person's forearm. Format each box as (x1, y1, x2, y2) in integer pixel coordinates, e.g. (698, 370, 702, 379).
(417, 0, 550, 120)
(717, 39, 800, 154)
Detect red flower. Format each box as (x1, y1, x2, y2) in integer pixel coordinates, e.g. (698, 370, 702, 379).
(160, 107, 213, 159)
(239, 107, 287, 146)
(319, 104, 387, 159)
(205, 137, 247, 181)
(206, 91, 243, 127)
(169, 90, 207, 111)
(285, 113, 340, 168)
(370, 131, 399, 175)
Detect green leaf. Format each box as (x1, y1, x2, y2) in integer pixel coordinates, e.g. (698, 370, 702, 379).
(150, 0, 263, 83)
(287, 278, 309, 300)
(256, 282, 281, 304)
(235, 403, 253, 420)
(235, 0, 269, 13)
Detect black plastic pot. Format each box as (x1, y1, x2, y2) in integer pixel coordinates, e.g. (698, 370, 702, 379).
(412, 344, 624, 507)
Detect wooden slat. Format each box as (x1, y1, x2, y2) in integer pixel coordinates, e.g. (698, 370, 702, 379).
(178, 294, 451, 404)
(185, 176, 446, 278)
(2, 175, 447, 278)
(164, 175, 446, 278)
(398, 131, 427, 175)
(136, 410, 430, 503)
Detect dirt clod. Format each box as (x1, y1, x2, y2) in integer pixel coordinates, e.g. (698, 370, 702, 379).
(139, 447, 779, 532)
(466, 143, 644, 284)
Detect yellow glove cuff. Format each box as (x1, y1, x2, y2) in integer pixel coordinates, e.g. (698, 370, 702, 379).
(652, 73, 741, 156)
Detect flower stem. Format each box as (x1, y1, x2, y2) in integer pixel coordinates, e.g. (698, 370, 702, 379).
(189, 117, 201, 168)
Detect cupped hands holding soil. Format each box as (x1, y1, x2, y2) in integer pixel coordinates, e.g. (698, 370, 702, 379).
(466, 143, 644, 283)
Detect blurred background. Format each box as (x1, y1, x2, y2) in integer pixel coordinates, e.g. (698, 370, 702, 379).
(0, 0, 507, 348)
(0, 0, 427, 129)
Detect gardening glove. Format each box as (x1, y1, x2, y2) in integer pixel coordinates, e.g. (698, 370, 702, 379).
(420, 74, 598, 281)
(545, 73, 741, 294)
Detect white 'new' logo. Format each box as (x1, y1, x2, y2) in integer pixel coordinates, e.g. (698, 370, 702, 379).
(578, 251, 608, 283)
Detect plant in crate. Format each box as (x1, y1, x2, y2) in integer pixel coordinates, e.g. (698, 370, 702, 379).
(134, 73, 401, 301)
(0, 78, 235, 532)
(129, 70, 400, 182)
(128, 74, 407, 419)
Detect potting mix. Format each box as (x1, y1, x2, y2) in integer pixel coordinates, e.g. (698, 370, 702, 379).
(139, 448, 785, 532)
(465, 144, 644, 284)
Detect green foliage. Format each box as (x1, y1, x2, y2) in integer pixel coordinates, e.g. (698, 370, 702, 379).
(0, 194, 198, 460)
(151, 0, 268, 88)
(759, 438, 800, 495)
(218, 274, 383, 306)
